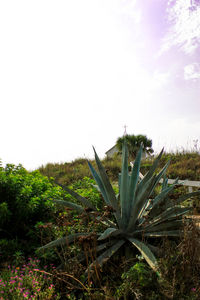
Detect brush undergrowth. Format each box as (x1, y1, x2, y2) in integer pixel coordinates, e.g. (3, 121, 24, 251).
(1, 151, 200, 299)
(35, 213, 200, 299)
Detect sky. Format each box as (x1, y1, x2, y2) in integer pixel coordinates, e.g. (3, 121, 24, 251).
(0, 0, 200, 170)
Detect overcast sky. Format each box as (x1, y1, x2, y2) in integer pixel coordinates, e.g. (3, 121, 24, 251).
(0, 0, 200, 170)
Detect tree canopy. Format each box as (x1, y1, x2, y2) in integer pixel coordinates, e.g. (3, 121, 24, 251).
(116, 134, 154, 160)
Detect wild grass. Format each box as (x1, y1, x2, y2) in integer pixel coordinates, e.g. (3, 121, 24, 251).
(38, 155, 122, 186)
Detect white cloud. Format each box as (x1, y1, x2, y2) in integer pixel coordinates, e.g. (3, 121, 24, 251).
(161, 0, 200, 54)
(184, 63, 200, 80)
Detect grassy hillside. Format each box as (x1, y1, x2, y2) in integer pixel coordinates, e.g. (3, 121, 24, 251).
(38, 156, 122, 186)
(38, 151, 200, 185)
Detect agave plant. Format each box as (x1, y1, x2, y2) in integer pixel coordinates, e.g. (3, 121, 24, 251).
(39, 142, 200, 273)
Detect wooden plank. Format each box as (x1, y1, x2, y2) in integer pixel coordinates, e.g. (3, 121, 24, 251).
(159, 178, 200, 188)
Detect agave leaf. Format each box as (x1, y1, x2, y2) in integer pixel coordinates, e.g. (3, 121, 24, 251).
(52, 199, 84, 213)
(137, 173, 165, 221)
(136, 175, 158, 216)
(120, 140, 129, 228)
(138, 162, 171, 217)
(137, 148, 164, 194)
(118, 173, 132, 195)
(38, 233, 91, 250)
(98, 228, 122, 241)
(165, 191, 200, 210)
(128, 238, 158, 272)
(118, 173, 121, 191)
(70, 241, 117, 265)
(92, 184, 100, 192)
(86, 239, 125, 274)
(162, 175, 168, 191)
(61, 185, 96, 211)
(80, 241, 116, 259)
(87, 161, 110, 205)
(153, 179, 179, 206)
(127, 175, 157, 231)
(93, 147, 122, 228)
(147, 206, 191, 228)
(148, 160, 171, 197)
(96, 216, 117, 228)
(142, 220, 183, 233)
(144, 230, 183, 237)
(136, 161, 171, 224)
(96, 240, 116, 252)
(128, 145, 142, 217)
(147, 179, 179, 218)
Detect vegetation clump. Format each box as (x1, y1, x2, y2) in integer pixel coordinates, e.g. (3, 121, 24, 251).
(40, 141, 200, 277)
(1, 144, 200, 299)
(116, 134, 154, 160)
(0, 164, 64, 259)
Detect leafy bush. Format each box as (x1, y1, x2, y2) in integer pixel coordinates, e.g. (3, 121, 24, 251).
(67, 177, 103, 209)
(0, 164, 64, 258)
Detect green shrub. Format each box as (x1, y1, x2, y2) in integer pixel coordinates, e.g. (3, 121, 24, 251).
(67, 177, 103, 209)
(0, 164, 65, 259)
(116, 262, 159, 299)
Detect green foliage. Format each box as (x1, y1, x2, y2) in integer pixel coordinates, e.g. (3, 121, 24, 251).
(116, 262, 159, 299)
(0, 163, 65, 258)
(0, 239, 22, 260)
(121, 262, 153, 287)
(68, 177, 104, 209)
(116, 134, 153, 160)
(40, 142, 199, 277)
(0, 202, 11, 225)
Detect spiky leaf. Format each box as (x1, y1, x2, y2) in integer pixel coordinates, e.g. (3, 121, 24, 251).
(86, 239, 125, 274)
(120, 140, 129, 227)
(39, 233, 90, 250)
(60, 185, 96, 210)
(128, 145, 142, 217)
(52, 199, 84, 213)
(87, 161, 110, 205)
(128, 238, 158, 272)
(93, 147, 122, 228)
(98, 228, 122, 241)
(144, 230, 183, 237)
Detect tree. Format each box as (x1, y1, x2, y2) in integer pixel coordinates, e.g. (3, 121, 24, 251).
(116, 134, 154, 160)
